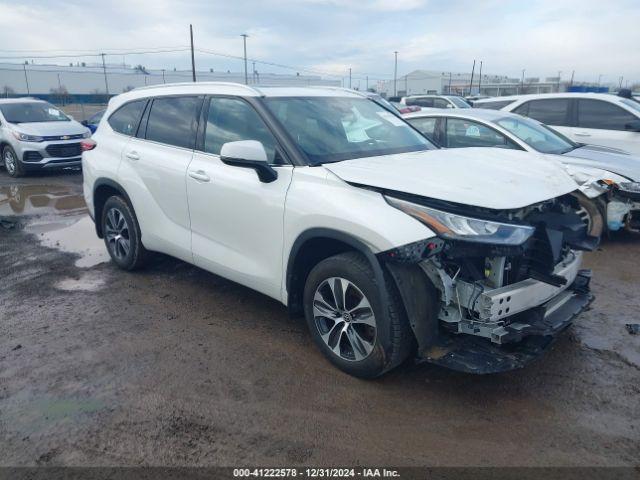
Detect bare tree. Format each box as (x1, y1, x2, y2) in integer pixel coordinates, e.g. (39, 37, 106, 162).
(50, 85, 71, 105)
(2, 85, 15, 98)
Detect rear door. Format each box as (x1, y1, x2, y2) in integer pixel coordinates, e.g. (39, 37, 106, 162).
(570, 99, 640, 154)
(186, 96, 293, 300)
(119, 95, 202, 261)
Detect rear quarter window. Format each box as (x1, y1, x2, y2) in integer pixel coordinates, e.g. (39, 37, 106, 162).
(107, 100, 146, 136)
(474, 100, 516, 110)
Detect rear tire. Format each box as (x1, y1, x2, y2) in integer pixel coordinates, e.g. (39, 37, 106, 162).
(303, 251, 413, 378)
(101, 195, 149, 270)
(3, 146, 24, 177)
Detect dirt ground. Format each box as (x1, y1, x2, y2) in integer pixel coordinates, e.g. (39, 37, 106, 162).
(0, 170, 639, 468)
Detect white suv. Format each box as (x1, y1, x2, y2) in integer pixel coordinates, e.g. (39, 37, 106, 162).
(83, 83, 595, 377)
(474, 93, 640, 155)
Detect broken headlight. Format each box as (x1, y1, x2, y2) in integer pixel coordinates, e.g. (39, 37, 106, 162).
(385, 196, 535, 246)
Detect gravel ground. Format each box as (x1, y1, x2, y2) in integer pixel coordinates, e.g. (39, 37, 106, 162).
(0, 171, 639, 468)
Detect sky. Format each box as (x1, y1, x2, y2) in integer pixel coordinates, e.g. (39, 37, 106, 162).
(0, 0, 638, 86)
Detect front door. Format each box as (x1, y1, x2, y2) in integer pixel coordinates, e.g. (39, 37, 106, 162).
(187, 96, 293, 300)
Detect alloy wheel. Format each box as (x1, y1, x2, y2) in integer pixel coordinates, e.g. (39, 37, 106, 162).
(104, 207, 131, 260)
(4, 150, 16, 175)
(313, 277, 377, 362)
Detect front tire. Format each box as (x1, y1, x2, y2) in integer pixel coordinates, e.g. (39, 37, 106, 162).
(3, 146, 24, 177)
(303, 252, 413, 378)
(101, 196, 149, 270)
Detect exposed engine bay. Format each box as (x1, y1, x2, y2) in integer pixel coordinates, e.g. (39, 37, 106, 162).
(379, 193, 596, 373)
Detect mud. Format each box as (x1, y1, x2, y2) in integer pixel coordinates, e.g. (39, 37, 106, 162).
(0, 171, 639, 467)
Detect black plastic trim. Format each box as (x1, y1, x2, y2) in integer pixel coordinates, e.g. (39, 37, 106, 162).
(92, 178, 134, 237)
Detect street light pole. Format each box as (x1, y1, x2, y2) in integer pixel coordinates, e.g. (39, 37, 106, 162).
(520, 69, 525, 94)
(190, 25, 196, 82)
(23, 64, 30, 95)
(393, 51, 398, 97)
(241, 34, 249, 85)
(469, 60, 476, 97)
(100, 53, 109, 95)
(557, 70, 562, 92)
(478, 61, 483, 95)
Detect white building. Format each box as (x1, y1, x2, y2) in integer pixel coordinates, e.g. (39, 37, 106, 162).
(376, 70, 563, 98)
(0, 62, 340, 96)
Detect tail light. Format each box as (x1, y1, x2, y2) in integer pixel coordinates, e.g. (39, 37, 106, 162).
(81, 139, 97, 151)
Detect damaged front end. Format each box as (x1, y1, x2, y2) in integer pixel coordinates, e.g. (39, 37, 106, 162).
(379, 193, 597, 374)
(606, 182, 640, 233)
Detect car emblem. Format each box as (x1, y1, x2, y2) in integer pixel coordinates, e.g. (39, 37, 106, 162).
(61, 135, 70, 140)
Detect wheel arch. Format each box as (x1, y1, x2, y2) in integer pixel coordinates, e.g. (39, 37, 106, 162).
(93, 178, 134, 238)
(286, 228, 389, 317)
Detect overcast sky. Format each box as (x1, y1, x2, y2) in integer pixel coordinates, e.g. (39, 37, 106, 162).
(0, 0, 638, 86)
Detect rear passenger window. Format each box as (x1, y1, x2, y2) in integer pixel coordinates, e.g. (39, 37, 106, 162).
(407, 98, 434, 108)
(577, 100, 638, 131)
(445, 118, 516, 149)
(145, 96, 200, 149)
(108, 100, 146, 136)
(433, 99, 450, 109)
(203, 97, 278, 163)
(516, 99, 570, 126)
(407, 117, 438, 142)
(475, 100, 516, 110)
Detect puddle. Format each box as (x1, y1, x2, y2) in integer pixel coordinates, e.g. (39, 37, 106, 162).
(55, 271, 106, 292)
(28, 216, 110, 268)
(0, 184, 85, 216)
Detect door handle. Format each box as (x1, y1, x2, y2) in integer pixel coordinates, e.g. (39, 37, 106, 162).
(188, 170, 211, 182)
(574, 132, 591, 137)
(125, 151, 140, 161)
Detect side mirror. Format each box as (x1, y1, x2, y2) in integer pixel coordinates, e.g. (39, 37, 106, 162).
(625, 120, 640, 132)
(81, 120, 88, 126)
(220, 140, 278, 183)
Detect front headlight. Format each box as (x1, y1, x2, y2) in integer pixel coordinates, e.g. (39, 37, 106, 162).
(617, 182, 640, 194)
(11, 130, 44, 142)
(82, 131, 91, 138)
(385, 195, 535, 245)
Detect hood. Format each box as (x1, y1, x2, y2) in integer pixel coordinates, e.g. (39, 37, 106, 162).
(323, 148, 578, 210)
(563, 145, 640, 181)
(10, 120, 89, 137)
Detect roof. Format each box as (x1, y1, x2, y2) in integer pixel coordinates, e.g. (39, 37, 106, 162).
(0, 97, 46, 104)
(473, 92, 625, 104)
(403, 108, 520, 122)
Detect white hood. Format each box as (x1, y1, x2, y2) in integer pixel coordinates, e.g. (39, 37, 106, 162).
(11, 120, 89, 137)
(324, 148, 579, 210)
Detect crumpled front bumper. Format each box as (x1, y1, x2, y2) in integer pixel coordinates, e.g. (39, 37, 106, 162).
(419, 269, 593, 374)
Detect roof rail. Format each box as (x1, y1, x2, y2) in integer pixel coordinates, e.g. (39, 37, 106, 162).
(132, 81, 264, 95)
(307, 85, 368, 98)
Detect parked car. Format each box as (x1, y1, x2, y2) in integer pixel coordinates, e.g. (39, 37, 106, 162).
(473, 93, 640, 156)
(0, 98, 91, 177)
(83, 83, 595, 377)
(82, 109, 105, 134)
(403, 108, 640, 233)
(401, 94, 471, 109)
(391, 102, 421, 114)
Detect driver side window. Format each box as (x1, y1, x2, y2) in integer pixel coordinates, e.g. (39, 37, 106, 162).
(204, 97, 278, 163)
(445, 118, 516, 149)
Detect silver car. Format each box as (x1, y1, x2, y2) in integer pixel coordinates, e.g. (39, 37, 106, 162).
(0, 98, 91, 177)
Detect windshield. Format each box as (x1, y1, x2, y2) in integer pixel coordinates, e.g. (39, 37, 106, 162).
(0, 102, 70, 123)
(447, 96, 472, 108)
(263, 96, 434, 164)
(496, 116, 576, 154)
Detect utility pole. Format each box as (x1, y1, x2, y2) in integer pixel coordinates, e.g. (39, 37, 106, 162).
(478, 61, 483, 95)
(57, 73, 62, 90)
(100, 53, 109, 95)
(557, 70, 562, 92)
(252, 61, 256, 84)
(619, 76, 624, 89)
(241, 34, 249, 85)
(162, 69, 166, 84)
(469, 60, 476, 96)
(190, 25, 196, 82)
(349, 68, 352, 89)
(597, 74, 603, 86)
(569, 70, 575, 88)
(520, 69, 525, 94)
(448, 72, 452, 94)
(393, 51, 398, 97)
(23, 64, 30, 95)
